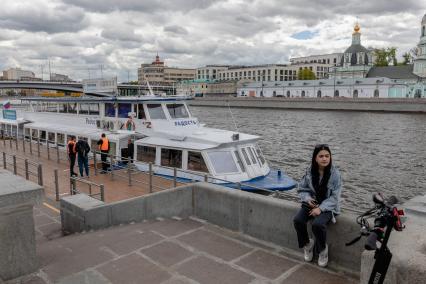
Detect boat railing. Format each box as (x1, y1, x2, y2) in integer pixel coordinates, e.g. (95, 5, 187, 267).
(90, 150, 281, 196)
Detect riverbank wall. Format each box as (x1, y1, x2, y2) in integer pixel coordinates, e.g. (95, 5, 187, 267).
(188, 97, 426, 113)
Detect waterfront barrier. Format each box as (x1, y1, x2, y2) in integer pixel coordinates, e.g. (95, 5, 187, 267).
(189, 97, 426, 113)
(0, 170, 43, 281)
(60, 182, 363, 276)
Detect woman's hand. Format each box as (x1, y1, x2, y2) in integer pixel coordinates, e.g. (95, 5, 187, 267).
(307, 200, 318, 208)
(309, 207, 321, 216)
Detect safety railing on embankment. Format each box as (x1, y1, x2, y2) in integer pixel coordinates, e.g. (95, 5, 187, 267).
(1, 132, 299, 204)
(0, 151, 43, 185)
(70, 176, 105, 201)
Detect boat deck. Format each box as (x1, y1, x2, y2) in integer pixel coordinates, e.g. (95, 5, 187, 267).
(0, 138, 185, 203)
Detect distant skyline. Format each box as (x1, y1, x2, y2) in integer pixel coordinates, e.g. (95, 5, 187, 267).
(0, 0, 425, 81)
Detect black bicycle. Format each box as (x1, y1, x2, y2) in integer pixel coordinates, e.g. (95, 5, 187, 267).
(346, 193, 406, 284)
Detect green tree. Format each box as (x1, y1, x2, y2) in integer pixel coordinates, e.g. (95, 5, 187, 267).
(374, 47, 397, 66)
(402, 52, 412, 65)
(297, 68, 316, 80)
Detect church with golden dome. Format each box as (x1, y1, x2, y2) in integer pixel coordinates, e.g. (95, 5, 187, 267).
(330, 23, 374, 79)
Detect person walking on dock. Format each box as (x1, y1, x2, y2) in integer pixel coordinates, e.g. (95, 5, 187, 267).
(97, 133, 110, 173)
(75, 138, 90, 177)
(67, 136, 77, 177)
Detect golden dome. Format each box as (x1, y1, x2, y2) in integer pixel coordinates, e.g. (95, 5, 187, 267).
(353, 23, 360, 33)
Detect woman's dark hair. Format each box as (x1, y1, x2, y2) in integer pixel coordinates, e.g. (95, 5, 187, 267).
(311, 144, 332, 202)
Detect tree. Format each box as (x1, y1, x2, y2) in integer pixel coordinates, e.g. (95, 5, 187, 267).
(297, 68, 316, 80)
(402, 52, 412, 65)
(373, 47, 397, 66)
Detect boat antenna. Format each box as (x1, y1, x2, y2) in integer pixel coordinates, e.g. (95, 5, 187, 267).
(227, 101, 239, 132)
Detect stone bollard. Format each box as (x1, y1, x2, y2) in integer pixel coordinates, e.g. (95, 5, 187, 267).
(0, 170, 43, 280)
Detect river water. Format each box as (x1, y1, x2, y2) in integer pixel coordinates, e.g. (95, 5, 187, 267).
(190, 106, 426, 211)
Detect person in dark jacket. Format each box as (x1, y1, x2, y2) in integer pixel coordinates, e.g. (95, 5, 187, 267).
(293, 144, 342, 268)
(127, 139, 134, 163)
(75, 139, 90, 177)
(67, 136, 77, 177)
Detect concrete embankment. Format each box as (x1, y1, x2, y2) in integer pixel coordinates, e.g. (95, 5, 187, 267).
(188, 97, 426, 113)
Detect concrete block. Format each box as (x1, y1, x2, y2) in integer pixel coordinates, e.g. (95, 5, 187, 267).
(0, 170, 43, 280)
(145, 185, 193, 219)
(110, 197, 146, 225)
(193, 183, 242, 231)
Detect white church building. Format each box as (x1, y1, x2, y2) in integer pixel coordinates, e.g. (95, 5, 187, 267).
(238, 15, 426, 99)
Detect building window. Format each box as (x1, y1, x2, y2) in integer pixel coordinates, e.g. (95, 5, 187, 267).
(301, 90, 305, 97)
(374, 89, 379, 98)
(317, 90, 322, 98)
(334, 90, 339, 97)
(286, 90, 290, 98)
(272, 91, 277, 97)
(353, 89, 358, 98)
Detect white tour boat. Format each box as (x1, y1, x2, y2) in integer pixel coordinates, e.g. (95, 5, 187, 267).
(0, 95, 296, 191)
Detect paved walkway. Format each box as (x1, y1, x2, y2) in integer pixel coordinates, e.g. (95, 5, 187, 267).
(4, 203, 358, 284)
(0, 139, 184, 203)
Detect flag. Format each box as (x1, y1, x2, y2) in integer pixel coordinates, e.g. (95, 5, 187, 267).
(2, 100, 10, 109)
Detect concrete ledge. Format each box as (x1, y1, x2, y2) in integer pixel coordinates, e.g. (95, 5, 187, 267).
(189, 97, 426, 113)
(60, 182, 363, 274)
(0, 170, 43, 281)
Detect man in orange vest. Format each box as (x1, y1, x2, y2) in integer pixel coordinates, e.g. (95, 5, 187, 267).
(97, 133, 110, 173)
(67, 136, 77, 177)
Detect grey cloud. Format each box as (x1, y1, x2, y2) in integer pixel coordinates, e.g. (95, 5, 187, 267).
(164, 25, 188, 35)
(101, 28, 142, 42)
(0, 4, 89, 33)
(64, 0, 223, 13)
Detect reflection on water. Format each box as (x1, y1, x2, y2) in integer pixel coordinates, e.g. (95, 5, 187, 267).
(190, 106, 426, 210)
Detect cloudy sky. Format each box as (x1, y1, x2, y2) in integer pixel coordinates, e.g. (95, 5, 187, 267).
(0, 0, 425, 82)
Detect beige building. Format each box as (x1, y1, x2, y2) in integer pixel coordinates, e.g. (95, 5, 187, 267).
(2, 68, 35, 80)
(138, 55, 196, 86)
(290, 53, 342, 66)
(197, 65, 230, 80)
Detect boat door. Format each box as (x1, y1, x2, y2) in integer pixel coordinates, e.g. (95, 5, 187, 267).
(238, 146, 259, 178)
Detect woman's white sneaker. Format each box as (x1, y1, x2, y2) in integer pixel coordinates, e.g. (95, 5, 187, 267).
(303, 238, 314, 262)
(318, 244, 328, 267)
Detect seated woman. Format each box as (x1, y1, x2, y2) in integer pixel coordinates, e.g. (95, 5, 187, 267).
(293, 144, 342, 267)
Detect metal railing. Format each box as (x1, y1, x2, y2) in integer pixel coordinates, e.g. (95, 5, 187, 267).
(0, 151, 43, 186)
(70, 176, 105, 201)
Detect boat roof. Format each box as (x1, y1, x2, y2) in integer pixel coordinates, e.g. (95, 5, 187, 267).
(20, 95, 192, 103)
(24, 122, 131, 140)
(137, 137, 214, 150)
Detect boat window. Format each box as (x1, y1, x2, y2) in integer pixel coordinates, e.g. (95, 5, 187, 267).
(118, 103, 131, 118)
(147, 104, 166, 120)
(234, 150, 246, 172)
(89, 103, 100, 115)
(57, 133, 65, 146)
(137, 104, 146, 120)
(255, 145, 266, 165)
(46, 103, 58, 112)
(105, 103, 116, 117)
(24, 128, 30, 140)
(207, 151, 239, 174)
(161, 148, 182, 168)
(68, 103, 77, 114)
(11, 125, 17, 137)
(109, 142, 116, 155)
(31, 129, 38, 140)
(40, 130, 47, 142)
(79, 104, 89, 115)
(241, 148, 251, 165)
(137, 145, 156, 163)
(188, 151, 208, 172)
(48, 132, 55, 144)
(59, 103, 67, 113)
(248, 147, 257, 164)
(167, 104, 189, 119)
